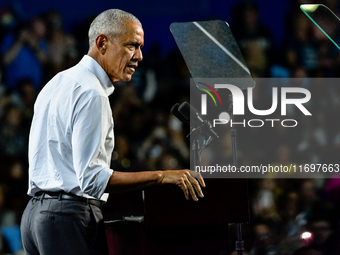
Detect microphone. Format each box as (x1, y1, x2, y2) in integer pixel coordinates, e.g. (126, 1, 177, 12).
(170, 103, 189, 124)
(176, 102, 219, 140)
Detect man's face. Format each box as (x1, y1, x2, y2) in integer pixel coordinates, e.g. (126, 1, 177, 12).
(103, 21, 144, 82)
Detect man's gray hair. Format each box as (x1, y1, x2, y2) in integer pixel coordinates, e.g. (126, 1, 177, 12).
(88, 9, 141, 47)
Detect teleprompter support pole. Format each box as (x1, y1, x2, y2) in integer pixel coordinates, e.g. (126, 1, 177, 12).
(229, 94, 244, 255)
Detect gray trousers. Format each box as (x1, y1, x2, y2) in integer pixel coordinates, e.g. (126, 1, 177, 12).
(20, 196, 109, 255)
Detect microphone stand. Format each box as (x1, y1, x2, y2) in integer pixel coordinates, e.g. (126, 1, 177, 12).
(187, 119, 216, 171)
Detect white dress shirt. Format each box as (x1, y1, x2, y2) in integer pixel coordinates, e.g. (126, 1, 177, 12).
(28, 55, 114, 200)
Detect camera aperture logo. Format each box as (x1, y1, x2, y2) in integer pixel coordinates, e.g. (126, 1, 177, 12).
(200, 83, 312, 128)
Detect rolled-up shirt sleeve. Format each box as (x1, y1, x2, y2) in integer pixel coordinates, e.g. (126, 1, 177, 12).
(72, 95, 114, 199)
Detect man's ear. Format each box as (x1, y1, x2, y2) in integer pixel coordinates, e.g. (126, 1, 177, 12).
(95, 34, 108, 55)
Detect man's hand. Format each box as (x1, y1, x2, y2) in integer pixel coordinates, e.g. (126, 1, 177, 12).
(160, 170, 205, 201)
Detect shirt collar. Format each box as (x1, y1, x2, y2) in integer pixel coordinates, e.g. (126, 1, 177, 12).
(78, 55, 115, 96)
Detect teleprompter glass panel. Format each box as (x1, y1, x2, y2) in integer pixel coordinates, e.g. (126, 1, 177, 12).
(170, 20, 255, 90)
(301, 4, 340, 50)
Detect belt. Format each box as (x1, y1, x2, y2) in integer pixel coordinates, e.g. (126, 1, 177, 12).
(34, 191, 105, 209)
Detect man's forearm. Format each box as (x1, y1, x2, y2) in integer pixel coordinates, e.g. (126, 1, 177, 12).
(105, 170, 163, 193)
(105, 169, 205, 201)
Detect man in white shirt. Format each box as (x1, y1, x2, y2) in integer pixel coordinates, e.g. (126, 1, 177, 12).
(20, 9, 205, 255)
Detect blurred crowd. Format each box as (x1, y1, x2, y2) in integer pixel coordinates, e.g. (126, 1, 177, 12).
(1, 0, 340, 254)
